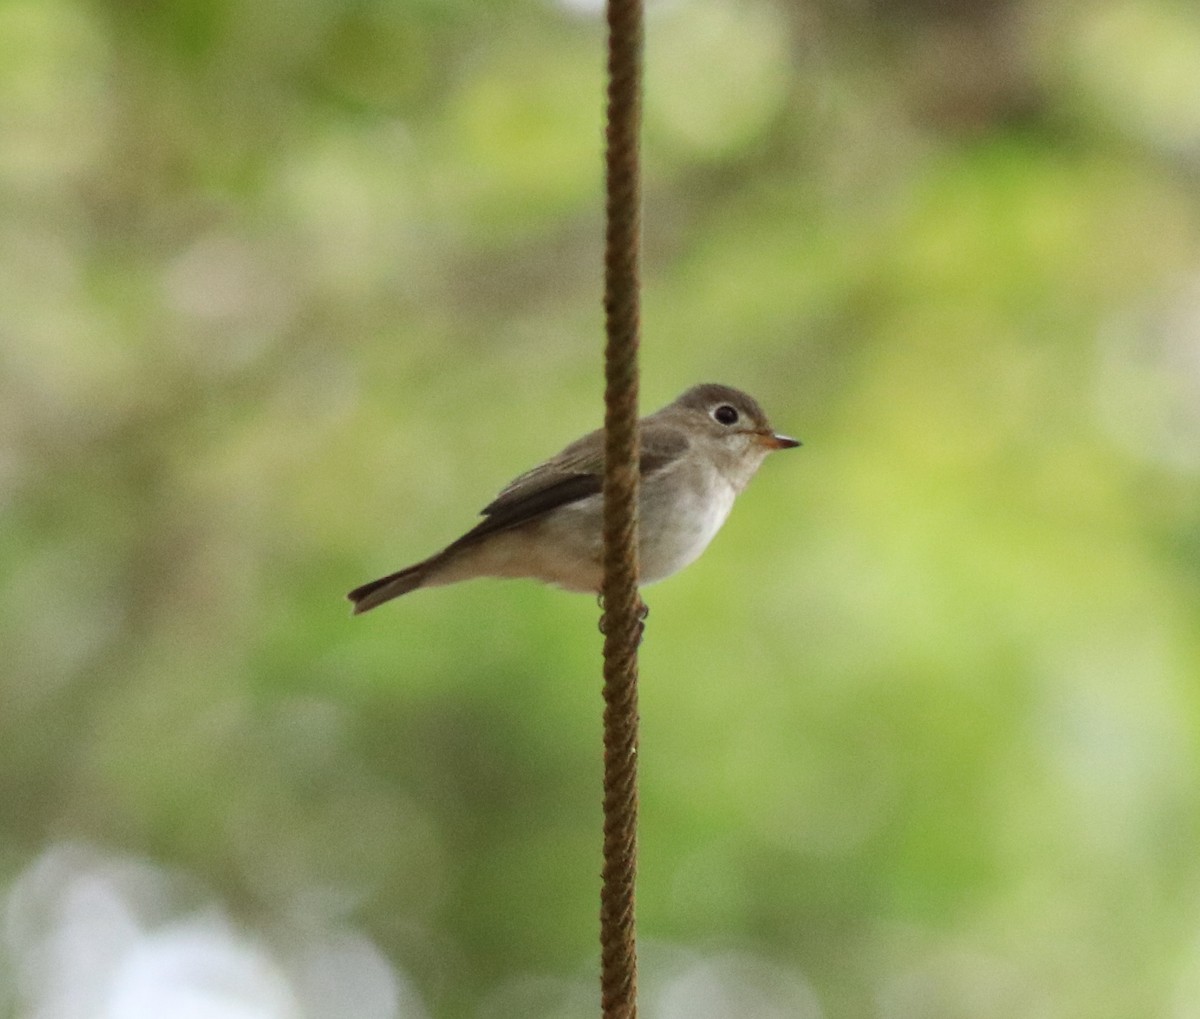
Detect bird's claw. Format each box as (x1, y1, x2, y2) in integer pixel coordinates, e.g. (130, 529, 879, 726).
(597, 596, 649, 645)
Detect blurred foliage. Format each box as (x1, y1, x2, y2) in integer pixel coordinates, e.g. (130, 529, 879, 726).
(3, 0, 1200, 1016)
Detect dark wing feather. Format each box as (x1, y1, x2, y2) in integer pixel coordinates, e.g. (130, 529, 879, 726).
(443, 424, 689, 552)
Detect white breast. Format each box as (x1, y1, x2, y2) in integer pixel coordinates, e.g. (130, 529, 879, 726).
(639, 473, 737, 585)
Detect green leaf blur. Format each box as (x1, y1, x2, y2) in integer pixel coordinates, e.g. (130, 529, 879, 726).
(3, 0, 1200, 1016)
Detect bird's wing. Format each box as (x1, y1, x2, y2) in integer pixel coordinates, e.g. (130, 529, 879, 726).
(445, 425, 689, 549)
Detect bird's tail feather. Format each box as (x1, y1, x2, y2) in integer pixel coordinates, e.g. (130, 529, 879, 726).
(347, 560, 431, 614)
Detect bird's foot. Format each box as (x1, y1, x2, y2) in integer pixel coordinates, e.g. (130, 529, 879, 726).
(597, 595, 649, 645)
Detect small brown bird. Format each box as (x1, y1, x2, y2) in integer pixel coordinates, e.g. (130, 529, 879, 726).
(348, 383, 799, 613)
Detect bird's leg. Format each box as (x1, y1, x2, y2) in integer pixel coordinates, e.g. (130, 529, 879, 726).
(633, 596, 648, 645)
(596, 594, 649, 646)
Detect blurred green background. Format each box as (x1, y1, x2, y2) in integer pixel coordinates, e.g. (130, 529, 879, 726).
(4, 0, 1200, 1016)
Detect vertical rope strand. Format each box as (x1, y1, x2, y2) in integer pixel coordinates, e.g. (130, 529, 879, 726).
(599, 0, 643, 1015)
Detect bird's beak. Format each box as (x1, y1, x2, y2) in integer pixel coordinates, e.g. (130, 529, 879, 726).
(757, 431, 802, 450)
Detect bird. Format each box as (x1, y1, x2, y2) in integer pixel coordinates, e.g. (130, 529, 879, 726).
(348, 383, 799, 614)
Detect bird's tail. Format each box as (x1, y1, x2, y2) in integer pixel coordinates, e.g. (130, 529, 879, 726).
(347, 560, 432, 614)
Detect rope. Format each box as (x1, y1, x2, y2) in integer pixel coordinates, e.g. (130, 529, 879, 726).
(599, 0, 643, 1014)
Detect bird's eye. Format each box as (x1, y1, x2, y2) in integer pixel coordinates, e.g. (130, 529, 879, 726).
(712, 404, 739, 426)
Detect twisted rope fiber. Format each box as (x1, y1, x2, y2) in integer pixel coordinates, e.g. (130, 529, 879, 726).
(599, 0, 643, 1015)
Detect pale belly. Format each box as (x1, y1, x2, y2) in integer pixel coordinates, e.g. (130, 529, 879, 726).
(428, 475, 738, 592)
(638, 477, 736, 584)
